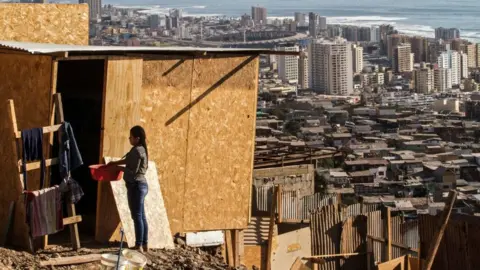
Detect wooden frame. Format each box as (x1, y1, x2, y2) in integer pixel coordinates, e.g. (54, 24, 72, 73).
(7, 93, 81, 252)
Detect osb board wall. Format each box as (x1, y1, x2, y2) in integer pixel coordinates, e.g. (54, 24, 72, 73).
(0, 54, 53, 248)
(141, 55, 258, 233)
(141, 56, 194, 234)
(183, 55, 258, 230)
(96, 57, 143, 242)
(244, 245, 266, 269)
(0, 4, 89, 45)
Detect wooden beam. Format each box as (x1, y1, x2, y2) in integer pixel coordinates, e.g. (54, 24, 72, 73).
(277, 185, 283, 223)
(423, 190, 457, 270)
(18, 158, 59, 172)
(367, 235, 419, 252)
(225, 230, 234, 267)
(39, 254, 102, 266)
(14, 124, 62, 138)
(266, 186, 277, 270)
(384, 207, 392, 261)
(303, 253, 363, 259)
(63, 215, 82, 226)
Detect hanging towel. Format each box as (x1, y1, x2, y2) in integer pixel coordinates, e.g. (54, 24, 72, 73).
(21, 128, 45, 190)
(24, 186, 63, 238)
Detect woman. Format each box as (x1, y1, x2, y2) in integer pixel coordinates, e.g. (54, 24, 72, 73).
(108, 126, 149, 253)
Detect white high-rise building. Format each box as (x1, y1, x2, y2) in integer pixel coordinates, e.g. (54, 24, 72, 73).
(393, 43, 413, 73)
(277, 45, 300, 83)
(437, 50, 461, 85)
(308, 37, 353, 95)
(298, 51, 309, 89)
(294, 12, 307, 27)
(352, 44, 363, 74)
(460, 52, 469, 79)
(435, 68, 452, 91)
(370, 26, 380, 42)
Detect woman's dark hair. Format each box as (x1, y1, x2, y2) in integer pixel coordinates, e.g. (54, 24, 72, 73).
(130, 125, 148, 161)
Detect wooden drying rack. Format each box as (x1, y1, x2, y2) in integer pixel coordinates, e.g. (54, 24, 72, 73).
(8, 93, 81, 252)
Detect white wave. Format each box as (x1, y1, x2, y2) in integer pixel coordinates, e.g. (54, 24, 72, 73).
(267, 16, 294, 20)
(328, 16, 408, 23)
(191, 5, 207, 9)
(183, 13, 223, 17)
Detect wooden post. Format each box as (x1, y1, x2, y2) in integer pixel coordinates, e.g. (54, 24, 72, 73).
(266, 186, 277, 270)
(423, 190, 457, 270)
(225, 230, 234, 267)
(383, 207, 392, 262)
(418, 240, 421, 270)
(277, 185, 283, 223)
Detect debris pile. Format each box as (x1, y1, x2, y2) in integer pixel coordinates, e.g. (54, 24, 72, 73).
(0, 241, 240, 270)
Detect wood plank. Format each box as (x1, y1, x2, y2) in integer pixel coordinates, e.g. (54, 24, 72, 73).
(266, 186, 277, 270)
(96, 57, 143, 243)
(225, 230, 234, 266)
(63, 215, 82, 226)
(384, 207, 392, 261)
(14, 124, 62, 138)
(423, 190, 457, 270)
(39, 254, 102, 266)
(290, 257, 309, 270)
(303, 253, 363, 259)
(18, 158, 59, 172)
(234, 230, 240, 267)
(66, 204, 80, 250)
(0, 4, 88, 45)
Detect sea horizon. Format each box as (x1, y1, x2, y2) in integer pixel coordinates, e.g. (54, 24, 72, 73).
(104, 0, 480, 42)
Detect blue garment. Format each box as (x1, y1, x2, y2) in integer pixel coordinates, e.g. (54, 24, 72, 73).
(59, 122, 83, 180)
(126, 181, 149, 246)
(21, 128, 45, 190)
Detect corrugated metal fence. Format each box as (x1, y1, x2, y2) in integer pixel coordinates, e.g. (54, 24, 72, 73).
(419, 214, 480, 270)
(311, 205, 419, 270)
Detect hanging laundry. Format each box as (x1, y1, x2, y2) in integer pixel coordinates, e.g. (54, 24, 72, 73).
(21, 128, 45, 190)
(24, 186, 63, 238)
(59, 122, 83, 179)
(58, 122, 84, 203)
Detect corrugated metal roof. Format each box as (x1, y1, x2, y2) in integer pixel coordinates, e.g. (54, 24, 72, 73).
(0, 40, 297, 55)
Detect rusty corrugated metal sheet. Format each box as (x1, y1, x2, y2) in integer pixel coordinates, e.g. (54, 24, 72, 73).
(281, 190, 300, 221)
(302, 193, 337, 220)
(244, 216, 273, 246)
(391, 216, 404, 259)
(367, 210, 384, 263)
(310, 204, 341, 270)
(340, 215, 367, 270)
(363, 203, 382, 213)
(253, 185, 273, 213)
(419, 214, 475, 270)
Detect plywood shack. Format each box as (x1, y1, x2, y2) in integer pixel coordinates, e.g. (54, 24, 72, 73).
(0, 41, 299, 248)
(0, 4, 88, 45)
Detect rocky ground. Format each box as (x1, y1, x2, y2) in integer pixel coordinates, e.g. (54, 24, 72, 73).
(0, 238, 241, 269)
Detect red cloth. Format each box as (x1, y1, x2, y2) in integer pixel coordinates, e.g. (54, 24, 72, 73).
(25, 186, 63, 238)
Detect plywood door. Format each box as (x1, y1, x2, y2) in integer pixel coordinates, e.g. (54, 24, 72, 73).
(95, 57, 143, 242)
(183, 55, 259, 231)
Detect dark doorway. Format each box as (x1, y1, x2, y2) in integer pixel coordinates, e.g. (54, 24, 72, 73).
(53, 59, 105, 240)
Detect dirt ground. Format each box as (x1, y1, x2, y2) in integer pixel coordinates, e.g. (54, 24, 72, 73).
(0, 240, 241, 270)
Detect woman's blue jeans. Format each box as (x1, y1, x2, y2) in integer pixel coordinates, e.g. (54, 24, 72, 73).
(126, 181, 149, 246)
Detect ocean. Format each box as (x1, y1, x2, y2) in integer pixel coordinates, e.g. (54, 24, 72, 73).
(106, 0, 480, 42)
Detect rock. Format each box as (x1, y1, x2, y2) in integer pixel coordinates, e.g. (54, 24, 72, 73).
(175, 237, 186, 246)
(52, 253, 61, 258)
